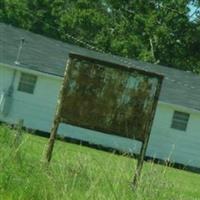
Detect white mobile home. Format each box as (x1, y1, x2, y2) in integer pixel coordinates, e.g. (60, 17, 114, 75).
(0, 23, 200, 170)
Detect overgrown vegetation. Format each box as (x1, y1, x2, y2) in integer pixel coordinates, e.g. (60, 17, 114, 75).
(0, 125, 200, 200)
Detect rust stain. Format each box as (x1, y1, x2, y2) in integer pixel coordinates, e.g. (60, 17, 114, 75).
(61, 58, 161, 142)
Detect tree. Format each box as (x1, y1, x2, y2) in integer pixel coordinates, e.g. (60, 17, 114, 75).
(0, 0, 200, 73)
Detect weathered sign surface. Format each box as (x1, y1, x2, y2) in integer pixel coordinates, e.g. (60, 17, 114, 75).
(60, 54, 163, 142)
(45, 53, 163, 187)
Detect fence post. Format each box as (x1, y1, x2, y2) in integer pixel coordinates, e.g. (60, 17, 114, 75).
(14, 119, 24, 148)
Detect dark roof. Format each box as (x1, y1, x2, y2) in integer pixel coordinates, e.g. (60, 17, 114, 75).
(1, 23, 200, 111)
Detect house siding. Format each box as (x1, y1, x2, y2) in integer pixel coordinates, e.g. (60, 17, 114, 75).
(0, 64, 200, 169)
(148, 103, 200, 168)
(0, 64, 59, 129)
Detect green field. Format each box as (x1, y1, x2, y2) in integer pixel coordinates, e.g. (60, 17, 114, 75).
(0, 125, 199, 200)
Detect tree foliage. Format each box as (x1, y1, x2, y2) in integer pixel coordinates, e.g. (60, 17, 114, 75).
(0, 0, 200, 73)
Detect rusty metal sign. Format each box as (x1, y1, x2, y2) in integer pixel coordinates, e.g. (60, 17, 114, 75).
(45, 53, 163, 187)
(60, 54, 162, 142)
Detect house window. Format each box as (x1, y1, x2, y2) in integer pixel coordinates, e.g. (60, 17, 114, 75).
(18, 73, 37, 94)
(171, 111, 190, 131)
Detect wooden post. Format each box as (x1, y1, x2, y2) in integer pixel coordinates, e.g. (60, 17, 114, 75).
(45, 58, 72, 163)
(132, 139, 148, 188)
(132, 79, 162, 188)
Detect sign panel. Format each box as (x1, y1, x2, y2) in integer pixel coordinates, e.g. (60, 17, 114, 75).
(45, 53, 163, 187)
(60, 54, 163, 142)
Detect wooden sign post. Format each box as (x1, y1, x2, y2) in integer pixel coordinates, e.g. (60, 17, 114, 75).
(45, 58, 72, 162)
(45, 53, 163, 187)
(133, 76, 162, 188)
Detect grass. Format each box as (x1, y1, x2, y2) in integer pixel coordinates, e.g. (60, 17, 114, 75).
(0, 125, 200, 200)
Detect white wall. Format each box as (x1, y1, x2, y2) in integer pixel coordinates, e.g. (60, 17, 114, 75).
(148, 103, 200, 168)
(0, 64, 60, 130)
(0, 64, 200, 168)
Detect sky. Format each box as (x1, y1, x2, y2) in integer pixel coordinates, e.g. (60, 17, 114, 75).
(188, 3, 200, 20)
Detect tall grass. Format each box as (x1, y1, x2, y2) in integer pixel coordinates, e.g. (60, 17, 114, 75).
(0, 125, 199, 200)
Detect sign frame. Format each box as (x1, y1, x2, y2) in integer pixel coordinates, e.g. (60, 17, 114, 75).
(45, 53, 163, 188)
